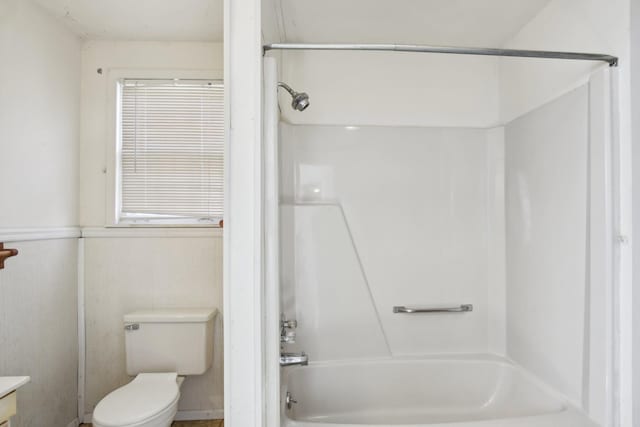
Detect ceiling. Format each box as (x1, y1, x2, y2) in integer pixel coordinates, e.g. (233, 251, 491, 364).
(33, 0, 551, 46)
(33, 0, 224, 41)
(276, 0, 553, 47)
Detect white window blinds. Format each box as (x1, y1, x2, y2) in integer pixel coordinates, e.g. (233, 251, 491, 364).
(119, 79, 224, 223)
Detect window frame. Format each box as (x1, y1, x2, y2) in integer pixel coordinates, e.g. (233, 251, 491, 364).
(105, 68, 223, 227)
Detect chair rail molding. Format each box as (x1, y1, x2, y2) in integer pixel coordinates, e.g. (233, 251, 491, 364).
(81, 227, 222, 238)
(0, 227, 81, 242)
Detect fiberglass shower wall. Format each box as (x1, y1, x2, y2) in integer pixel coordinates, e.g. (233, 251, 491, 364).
(269, 50, 614, 425)
(278, 124, 505, 359)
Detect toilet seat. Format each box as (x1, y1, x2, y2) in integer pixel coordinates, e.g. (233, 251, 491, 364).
(93, 373, 180, 427)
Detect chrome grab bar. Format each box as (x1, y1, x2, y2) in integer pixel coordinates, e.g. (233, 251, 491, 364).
(393, 304, 473, 314)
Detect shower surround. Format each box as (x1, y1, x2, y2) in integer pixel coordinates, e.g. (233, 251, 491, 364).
(273, 68, 613, 426)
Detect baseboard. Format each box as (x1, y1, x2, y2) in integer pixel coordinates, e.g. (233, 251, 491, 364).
(175, 409, 224, 421)
(66, 418, 80, 427)
(84, 410, 223, 423)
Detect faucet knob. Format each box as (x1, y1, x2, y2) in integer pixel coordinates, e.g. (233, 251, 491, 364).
(281, 329, 296, 343)
(281, 319, 298, 329)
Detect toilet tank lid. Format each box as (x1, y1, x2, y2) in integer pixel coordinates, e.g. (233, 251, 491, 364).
(124, 308, 218, 323)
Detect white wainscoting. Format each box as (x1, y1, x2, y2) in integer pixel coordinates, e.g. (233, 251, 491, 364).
(82, 235, 224, 417)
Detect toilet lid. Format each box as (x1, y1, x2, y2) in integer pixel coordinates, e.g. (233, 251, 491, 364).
(93, 373, 179, 427)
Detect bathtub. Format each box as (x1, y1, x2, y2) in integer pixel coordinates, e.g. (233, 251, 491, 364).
(281, 356, 598, 427)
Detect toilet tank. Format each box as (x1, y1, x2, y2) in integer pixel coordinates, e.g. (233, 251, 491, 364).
(124, 308, 217, 376)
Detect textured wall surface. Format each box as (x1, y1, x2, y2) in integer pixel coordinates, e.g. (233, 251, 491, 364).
(0, 239, 79, 427)
(83, 236, 223, 416)
(0, 1, 80, 426)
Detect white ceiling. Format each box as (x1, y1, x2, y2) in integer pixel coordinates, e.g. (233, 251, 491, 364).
(33, 0, 551, 46)
(276, 0, 552, 47)
(33, 0, 224, 41)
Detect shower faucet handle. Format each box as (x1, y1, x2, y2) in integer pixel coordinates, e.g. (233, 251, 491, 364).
(281, 319, 298, 329)
(281, 330, 296, 343)
(280, 316, 298, 343)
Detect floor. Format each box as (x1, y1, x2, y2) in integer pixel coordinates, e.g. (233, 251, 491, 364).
(81, 421, 223, 427)
(173, 422, 223, 427)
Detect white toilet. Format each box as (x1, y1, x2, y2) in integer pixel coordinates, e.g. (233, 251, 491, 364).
(92, 308, 218, 427)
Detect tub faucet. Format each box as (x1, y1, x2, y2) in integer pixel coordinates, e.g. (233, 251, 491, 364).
(280, 352, 308, 367)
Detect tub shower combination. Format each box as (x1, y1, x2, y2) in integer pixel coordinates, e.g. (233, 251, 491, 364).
(267, 43, 617, 427)
(279, 306, 596, 426)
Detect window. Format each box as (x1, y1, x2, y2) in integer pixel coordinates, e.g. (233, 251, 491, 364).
(116, 78, 224, 225)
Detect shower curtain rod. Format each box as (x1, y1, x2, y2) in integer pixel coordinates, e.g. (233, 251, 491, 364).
(263, 43, 618, 67)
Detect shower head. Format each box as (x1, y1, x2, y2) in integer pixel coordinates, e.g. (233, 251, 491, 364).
(291, 91, 310, 112)
(278, 82, 310, 112)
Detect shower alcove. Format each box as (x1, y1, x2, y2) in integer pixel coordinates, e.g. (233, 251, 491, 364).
(260, 2, 626, 426)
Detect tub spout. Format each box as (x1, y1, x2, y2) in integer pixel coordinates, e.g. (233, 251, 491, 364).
(280, 352, 309, 367)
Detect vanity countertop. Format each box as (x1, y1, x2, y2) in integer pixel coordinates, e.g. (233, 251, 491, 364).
(0, 377, 29, 398)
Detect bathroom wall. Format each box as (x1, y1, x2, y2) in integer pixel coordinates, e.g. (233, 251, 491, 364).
(0, 239, 79, 427)
(272, 0, 631, 128)
(500, 0, 632, 420)
(505, 85, 589, 407)
(0, 0, 80, 227)
(277, 51, 500, 128)
(262, 0, 283, 44)
(0, 1, 81, 426)
(83, 233, 223, 417)
(499, 0, 630, 122)
(279, 124, 506, 359)
(79, 40, 223, 226)
(79, 41, 225, 419)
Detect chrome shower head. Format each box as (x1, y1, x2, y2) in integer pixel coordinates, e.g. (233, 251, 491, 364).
(291, 91, 310, 111)
(278, 82, 310, 112)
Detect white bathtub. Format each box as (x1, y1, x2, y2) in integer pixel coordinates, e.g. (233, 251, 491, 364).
(281, 356, 597, 427)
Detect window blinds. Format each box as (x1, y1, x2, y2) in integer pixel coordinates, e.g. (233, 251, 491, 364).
(120, 79, 224, 222)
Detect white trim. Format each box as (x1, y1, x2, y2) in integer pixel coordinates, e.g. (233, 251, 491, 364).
(586, 68, 615, 426)
(81, 227, 222, 238)
(263, 57, 281, 427)
(174, 409, 224, 421)
(77, 238, 86, 423)
(224, 0, 266, 425)
(0, 227, 81, 242)
(65, 418, 79, 427)
(631, 2, 640, 424)
(611, 62, 634, 427)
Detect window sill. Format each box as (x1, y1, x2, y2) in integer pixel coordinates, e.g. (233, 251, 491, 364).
(107, 223, 221, 228)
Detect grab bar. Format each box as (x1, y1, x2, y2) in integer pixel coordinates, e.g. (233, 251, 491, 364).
(393, 304, 473, 314)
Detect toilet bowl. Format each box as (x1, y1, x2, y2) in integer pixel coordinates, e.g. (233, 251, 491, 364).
(92, 308, 218, 427)
(93, 373, 184, 427)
